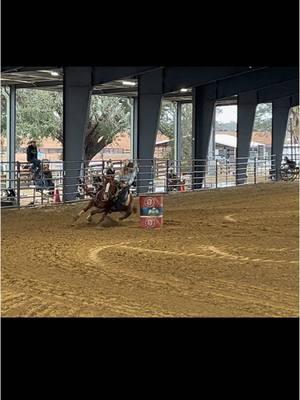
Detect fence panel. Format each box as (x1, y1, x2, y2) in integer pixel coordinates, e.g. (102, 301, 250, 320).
(1, 154, 298, 209)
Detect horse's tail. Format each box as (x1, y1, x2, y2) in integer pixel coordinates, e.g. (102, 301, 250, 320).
(132, 205, 137, 214)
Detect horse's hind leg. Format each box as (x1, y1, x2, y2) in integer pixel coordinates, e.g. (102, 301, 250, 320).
(73, 200, 93, 222)
(119, 209, 132, 221)
(97, 211, 108, 224)
(119, 198, 135, 221)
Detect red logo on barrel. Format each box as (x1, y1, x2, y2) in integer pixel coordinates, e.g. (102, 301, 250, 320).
(140, 216, 163, 229)
(146, 218, 155, 227)
(139, 196, 164, 229)
(140, 195, 163, 209)
(145, 197, 154, 207)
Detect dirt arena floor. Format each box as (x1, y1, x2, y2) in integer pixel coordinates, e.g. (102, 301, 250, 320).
(1, 181, 299, 317)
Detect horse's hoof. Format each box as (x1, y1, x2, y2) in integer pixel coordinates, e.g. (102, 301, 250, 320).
(73, 215, 79, 222)
(86, 216, 92, 223)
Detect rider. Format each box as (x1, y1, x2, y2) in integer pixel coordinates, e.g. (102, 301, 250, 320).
(26, 140, 41, 177)
(110, 160, 137, 211)
(282, 156, 296, 171)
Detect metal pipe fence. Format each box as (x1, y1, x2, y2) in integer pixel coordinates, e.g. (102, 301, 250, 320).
(0, 154, 298, 209)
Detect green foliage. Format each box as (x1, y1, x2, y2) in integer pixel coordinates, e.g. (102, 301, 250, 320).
(214, 104, 272, 133)
(285, 106, 299, 147)
(85, 96, 131, 160)
(159, 101, 176, 158)
(253, 103, 272, 132)
(181, 103, 193, 160)
(159, 101, 176, 138)
(159, 101, 193, 160)
(16, 89, 63, 146)
(3, 87, 294, 164)
(288, 106, 299, 136)
(1, 88, 131, 160)
(1, 86, 10, 137)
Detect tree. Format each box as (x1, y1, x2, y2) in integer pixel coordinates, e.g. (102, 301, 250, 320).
(253, 103, 272, 132)
(180, 105, 223, 160)
(16, 89, 63, 146)
(159, 101, 176, 138)
(159, 101, 176, 159)
(181, 103, 193, 160)
(1, 87, 10, 137)
(214, 104, 273, 132)
(84, 96, 130, 161)
(287, 106, 299, 146)
(1, 88, 131, 162)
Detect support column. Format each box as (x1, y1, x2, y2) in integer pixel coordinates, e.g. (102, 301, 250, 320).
(192, 84, 216, 189)
(137, 69, 163, 194)
(174, 101, 182, 174)
(8, 85, 16, 188)
(130, 97, 138, 161)
(208, 107, 216, 160)
(271, 97, 291, 180)
(236, 91, 257, 185)
(63, 67, 92, 201)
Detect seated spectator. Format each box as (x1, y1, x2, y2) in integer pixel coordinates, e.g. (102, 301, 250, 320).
(35, 161, 54, 194)
(283, 156, 296, 170)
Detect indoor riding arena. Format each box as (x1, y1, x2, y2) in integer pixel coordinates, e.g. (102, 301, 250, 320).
(1, 65, 299, 317)
(2, 181, 299, 317)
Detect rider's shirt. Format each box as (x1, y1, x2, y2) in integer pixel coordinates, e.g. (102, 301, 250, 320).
(117, 167, 137, 186)
(112, 166, 137, 205)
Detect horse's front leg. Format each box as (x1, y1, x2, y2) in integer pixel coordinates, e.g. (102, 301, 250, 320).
(73, 200, 93, 222)
(97, 210, 108, 224)
(87, 207, 105, 223)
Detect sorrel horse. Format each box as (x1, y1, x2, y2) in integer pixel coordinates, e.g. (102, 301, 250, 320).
(73, 175, 137, 224)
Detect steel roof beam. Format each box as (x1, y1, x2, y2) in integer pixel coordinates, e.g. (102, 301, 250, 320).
(93, 66, 161, 85)
(216, 67, 298, 99)
(9, 80, 62, 89)
(256, 79, 299, 103)
(163, 66, 266, 93)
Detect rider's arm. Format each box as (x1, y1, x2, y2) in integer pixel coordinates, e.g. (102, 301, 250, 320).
(127, 167, 137, 186)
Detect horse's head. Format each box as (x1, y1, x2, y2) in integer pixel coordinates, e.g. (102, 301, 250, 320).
(101, 175, 117, 202)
